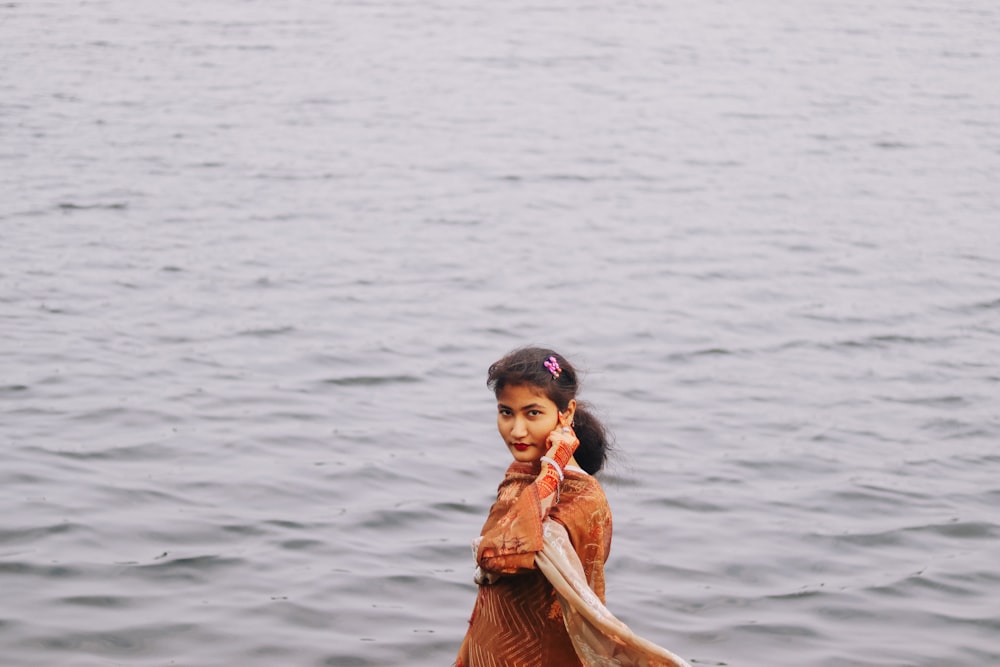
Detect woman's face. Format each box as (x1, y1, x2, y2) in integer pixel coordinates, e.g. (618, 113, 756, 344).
(496, 384, 575, 464)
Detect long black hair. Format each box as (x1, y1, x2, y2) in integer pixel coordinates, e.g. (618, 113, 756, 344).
(487, 346, 614, 474)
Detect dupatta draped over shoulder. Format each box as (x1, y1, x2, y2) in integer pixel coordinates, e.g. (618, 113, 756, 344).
(456, 462, 689, 667)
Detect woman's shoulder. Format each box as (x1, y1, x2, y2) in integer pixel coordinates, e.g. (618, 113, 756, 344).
(549, 469, 612, 541)
(561, 469, 610, 508)
(564, 466, 602, 486)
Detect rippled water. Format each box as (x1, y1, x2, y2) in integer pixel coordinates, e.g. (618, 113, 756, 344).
(3, 1, 999, 666)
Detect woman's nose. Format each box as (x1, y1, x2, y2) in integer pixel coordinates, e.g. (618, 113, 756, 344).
(510, 417, 528, 438)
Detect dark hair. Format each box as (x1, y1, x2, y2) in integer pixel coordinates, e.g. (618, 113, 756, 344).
(487, 346, 613, 474)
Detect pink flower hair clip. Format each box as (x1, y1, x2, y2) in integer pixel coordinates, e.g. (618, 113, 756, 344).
(543, 356, 562, 380)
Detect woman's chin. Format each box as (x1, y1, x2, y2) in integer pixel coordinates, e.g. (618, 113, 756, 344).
(509, 448, 542, 463)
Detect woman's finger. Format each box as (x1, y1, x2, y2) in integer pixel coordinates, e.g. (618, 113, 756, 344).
(558, 411, 573, 431)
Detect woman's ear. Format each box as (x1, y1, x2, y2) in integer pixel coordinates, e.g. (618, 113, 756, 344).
(564, 399, 577, 425)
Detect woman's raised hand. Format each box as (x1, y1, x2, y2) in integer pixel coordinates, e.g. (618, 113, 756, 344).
(544, 412, 579, 469)
(535, 413, 580, 507)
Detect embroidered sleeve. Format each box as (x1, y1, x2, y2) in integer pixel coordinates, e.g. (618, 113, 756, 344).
(477, 482, 544, 574)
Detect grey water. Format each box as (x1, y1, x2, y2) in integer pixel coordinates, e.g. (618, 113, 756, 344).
(2, 1, 999, 666)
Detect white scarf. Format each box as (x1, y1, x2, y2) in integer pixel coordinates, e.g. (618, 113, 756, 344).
(536, 520, 692, 667)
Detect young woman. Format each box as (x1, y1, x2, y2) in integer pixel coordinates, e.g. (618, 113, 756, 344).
(455, 346, 615, 666)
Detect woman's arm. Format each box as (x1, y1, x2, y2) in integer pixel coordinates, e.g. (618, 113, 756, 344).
(535, 414, 580, 518)
(475, 417, 580, 576)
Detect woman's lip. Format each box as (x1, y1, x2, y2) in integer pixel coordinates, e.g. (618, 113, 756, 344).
(512, 444, 530, 451)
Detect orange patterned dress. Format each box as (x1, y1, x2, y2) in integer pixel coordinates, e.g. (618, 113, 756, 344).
(455, 461, 612, 667)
